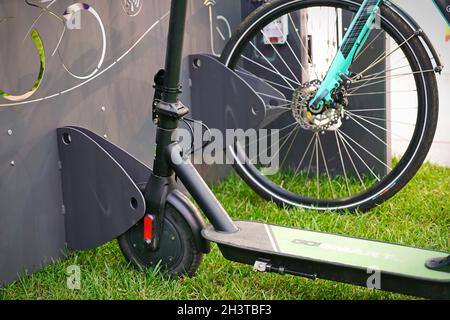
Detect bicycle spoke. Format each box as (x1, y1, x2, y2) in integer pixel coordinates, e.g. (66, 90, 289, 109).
(350, 113, 416, 127)
(347, 110, 416, 127)
(252, 123, 299, 162)
(274, 23, 308, 76)
(270, 102, 292, 109)
(349, 107, 417, 112)
(352, 29, 385, 64)
(352, 55, 408, 83)
(334, 131, 351, 196)
(349, 78, 388, 94)
(236, 68, 295, 92)
(352, 61, 409, 80)
(337, 131, 366, 190)
(345, 113, 390, 149)
(338, 129, 392, 171)
(23, 0, 62, 42)
(355, 33, 416, 79)
(261, 30, 302, 84)
(306, 134, 318, 198)
(315, 133, 320, 199)
(348, 65, 410, 93)
(241, 55, 298, 89)
(353, 69, 434, 84)
(246, 121, 298, 151)
(345, 111, 411, 141)
(280, 126, 301, 169)
(256, 92, 293, 104)
(262, 125, 300, 164)
(267, 106, 292, 111)
(317, 134, 336, 198)
(288, 13, 320, 80)
(248, 41, 301, 87)
(294, 133, 316, 176)
(347, 89, 416, 97)
(337, 130, 381, 182)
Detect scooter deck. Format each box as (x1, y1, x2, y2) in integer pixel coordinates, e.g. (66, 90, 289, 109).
(202, 221, 450, 299)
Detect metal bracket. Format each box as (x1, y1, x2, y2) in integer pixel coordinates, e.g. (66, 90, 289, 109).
(187, 54, 287, 183)
(156, 100, 190, 119)
(57, 127, 151, 250)
(253, 259, 271, 273)
(56, 127, 210, 253)
(189, 54, 282, 134)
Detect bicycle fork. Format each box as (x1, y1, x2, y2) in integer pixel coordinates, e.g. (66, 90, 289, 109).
(309, 0, 383, 113)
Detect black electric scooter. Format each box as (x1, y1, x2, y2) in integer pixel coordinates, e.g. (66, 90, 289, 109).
(58, 0, 450, 300)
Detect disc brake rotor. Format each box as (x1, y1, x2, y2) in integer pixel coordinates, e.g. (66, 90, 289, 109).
(291, 80, 345, 132)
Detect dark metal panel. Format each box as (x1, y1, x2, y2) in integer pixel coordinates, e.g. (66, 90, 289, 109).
(0, 112, 66, 287)
(189, 54, 266, 134)
(188, 53, 275, 183)
(0, 0, 242, 286)
(238, 71, 288, 129)
(57, 127, 145, 250)
(0, 0, 170, 286)
(70, 126, 152, 186)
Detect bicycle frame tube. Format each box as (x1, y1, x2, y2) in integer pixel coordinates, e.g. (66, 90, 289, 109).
(309, 0, 383, 111)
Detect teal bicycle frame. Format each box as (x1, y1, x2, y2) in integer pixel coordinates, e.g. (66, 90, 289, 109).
(309, 0, 383, 111)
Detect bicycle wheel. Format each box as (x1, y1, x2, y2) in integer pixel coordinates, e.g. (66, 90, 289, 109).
(220, 0, 439, 212)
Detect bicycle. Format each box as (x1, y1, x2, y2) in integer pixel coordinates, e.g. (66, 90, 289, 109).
(215, 0, 446, 212)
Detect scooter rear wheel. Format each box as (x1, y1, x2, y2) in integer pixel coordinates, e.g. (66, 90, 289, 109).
(118, 204, 203, 277)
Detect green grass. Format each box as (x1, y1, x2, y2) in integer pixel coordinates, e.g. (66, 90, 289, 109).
(0, 163, 448, 300)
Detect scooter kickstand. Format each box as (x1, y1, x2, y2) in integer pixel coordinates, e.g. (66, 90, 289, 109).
(253, 259, 317, 280)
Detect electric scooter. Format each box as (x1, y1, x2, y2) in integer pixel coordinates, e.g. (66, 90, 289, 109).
(57, 0, 450, 299)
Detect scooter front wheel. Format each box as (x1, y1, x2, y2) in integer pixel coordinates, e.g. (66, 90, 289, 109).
(118, 204, 203, 277)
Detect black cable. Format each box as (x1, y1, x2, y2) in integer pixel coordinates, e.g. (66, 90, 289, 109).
(181, 117, 212, 155)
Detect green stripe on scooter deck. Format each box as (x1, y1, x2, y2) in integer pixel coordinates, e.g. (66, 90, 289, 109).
(203, 221, 450, 281)
(270, 225, 449, 281)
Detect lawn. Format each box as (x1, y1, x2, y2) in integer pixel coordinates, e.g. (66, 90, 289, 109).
(0, 163, 448, 300)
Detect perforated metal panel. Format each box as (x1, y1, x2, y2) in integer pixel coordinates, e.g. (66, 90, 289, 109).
(0, 0, 242, 287)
